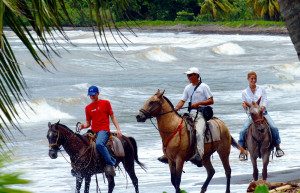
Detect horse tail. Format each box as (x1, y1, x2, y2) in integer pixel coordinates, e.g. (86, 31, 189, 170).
(128, 137, 147, 172)
(231, 136, 248, 155)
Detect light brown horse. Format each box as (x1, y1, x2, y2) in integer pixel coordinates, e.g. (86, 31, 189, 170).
(136, 90, 246, 193)
(245, 97, 274, 181)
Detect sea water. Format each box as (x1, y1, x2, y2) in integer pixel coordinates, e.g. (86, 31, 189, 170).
(3, 30, 300, 193)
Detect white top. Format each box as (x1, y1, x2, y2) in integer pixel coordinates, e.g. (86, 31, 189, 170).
(182, 83, 213, 112)
(242, 85, 267, 111)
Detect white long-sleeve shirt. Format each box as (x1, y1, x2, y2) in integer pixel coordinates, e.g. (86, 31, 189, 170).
(242, 85, 267, 111)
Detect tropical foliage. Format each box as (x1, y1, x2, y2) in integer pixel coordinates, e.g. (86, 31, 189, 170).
(199, 0, 234, 20)
(0, 151, 31, 193)
(247, 0, 280, 20)
(0, 0, 135, 147)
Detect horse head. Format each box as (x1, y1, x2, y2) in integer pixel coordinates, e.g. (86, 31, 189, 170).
(245, 97, 265, 132)
(47, 121, 61, 159)
(136, 89, 165, 122)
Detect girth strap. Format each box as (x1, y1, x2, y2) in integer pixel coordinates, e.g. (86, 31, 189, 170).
(163, 119, 184, 149)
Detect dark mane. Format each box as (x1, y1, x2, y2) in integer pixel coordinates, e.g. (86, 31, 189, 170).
(163, 96, 181, 117)
(54, 123, 89, 146)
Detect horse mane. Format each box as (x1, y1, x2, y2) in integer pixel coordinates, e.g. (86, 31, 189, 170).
(163, 96, 181, 117)
(55, 123, 89, 146)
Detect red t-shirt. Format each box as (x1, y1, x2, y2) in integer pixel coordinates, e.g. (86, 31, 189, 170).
(85, 99, 113, 133)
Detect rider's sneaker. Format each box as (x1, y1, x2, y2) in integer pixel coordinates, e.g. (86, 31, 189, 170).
(239, 153, 248, 161)
(157, 155, 168, 164)
(105, 165, 116, 176)
(275, 148, 284, 157)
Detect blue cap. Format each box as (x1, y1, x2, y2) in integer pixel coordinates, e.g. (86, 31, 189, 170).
(87, 86, 99, 96)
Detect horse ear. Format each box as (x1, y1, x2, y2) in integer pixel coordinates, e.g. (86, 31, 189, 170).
(157, 90, 165, 98)
(55, 120, 60, 130)
(48, 122, 51, 128)
(257, 96, 262, 105)
(155, 89, 160, 95)
(245, 101, 251, 107)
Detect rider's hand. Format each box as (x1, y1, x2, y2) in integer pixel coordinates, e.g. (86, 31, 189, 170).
(79, 123, 84, 130)
(174, 107, 180, 111)
(116, 130, 122, 138)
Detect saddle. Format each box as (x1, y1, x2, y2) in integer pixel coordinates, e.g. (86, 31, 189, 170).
(182, 114, 221, 154)
(85, 130, 125, 161)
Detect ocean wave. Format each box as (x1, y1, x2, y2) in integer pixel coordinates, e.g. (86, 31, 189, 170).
(138, 46, 177, 62)
(265, 81, 300, 91)
(271, 62, 300, 79)
(0, 99, 74, 124)
(211, 42, 245, 55)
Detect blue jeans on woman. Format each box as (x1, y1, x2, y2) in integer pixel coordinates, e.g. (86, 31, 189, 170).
(96, 130, 116, 166)
(238, 111, 281, 147)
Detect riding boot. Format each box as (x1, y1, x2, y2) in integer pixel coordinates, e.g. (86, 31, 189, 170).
(189, 153, 202, 167)
(157, 155, 168, 164)
(105, 164, 116, 177)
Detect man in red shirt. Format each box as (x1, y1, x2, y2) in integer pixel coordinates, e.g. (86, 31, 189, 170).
(79, 85, 122, 176)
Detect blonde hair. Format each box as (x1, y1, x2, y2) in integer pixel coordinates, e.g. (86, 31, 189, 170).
(247, 71, 257, 78)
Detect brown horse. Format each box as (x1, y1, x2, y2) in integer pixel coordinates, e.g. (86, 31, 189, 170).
(245, 97, 274, 181)
(47, 121, 146, 193)
(136, 90, 246, 193)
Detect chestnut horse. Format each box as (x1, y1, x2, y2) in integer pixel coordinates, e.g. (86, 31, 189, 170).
(47, 121, 146, 193)
(136, 90, 246, 193)
(245, 97, 274, 181)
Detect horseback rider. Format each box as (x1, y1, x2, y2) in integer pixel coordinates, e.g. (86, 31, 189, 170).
(158, 67, 214, 165)
(238, 71, 284, 161)
(79, 85, 122, 176)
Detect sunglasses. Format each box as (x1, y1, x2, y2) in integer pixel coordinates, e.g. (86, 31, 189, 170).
(187, 73, 196, 77)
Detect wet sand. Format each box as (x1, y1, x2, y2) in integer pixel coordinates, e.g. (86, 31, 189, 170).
(195, 167, 300, 185)
(63, 24, 289, 36)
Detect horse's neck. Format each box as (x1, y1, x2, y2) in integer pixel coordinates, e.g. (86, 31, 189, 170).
(157, 101, 182, 131)
(60, 127, 86, 156)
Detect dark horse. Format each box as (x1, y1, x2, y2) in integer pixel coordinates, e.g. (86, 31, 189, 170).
(136, 90, 246, 193)
(47, 121, 146, 193)
(245, 97, 274, 181)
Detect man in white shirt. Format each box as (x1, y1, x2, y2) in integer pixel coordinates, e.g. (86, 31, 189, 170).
(158, 67, 214, 166)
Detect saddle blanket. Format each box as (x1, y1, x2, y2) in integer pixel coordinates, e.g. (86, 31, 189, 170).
(204, 119, 221, 143)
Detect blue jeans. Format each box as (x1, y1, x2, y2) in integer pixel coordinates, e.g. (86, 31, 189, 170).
(96, 130, 116, 166)
(238, 111, 281, 147)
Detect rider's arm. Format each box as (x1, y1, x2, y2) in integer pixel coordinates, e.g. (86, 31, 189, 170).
(110, 113, 122, 138)
(175, 100, 185, 111)
(79, 121, 91, 130)
(191, 97, 214, 109)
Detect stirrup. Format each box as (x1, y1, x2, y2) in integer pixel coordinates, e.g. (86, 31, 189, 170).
(239, 153, 248, 161)
(275, 148, 284, 157)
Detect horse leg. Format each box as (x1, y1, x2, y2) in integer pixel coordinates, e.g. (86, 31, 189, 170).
(123, 160, 139, 193)
(201, 156, 215, 193)
(106, 175, 115, 193)
(218, 152, 231, 193)
(250, 156, 259, 181)
(174, 159, 184, 193)
(262, 153, 270, 180)
(169, 160, 183, 193)
(84, 175, 91, 193)
(169, 162, 177, 189)
(75, 176, 83, 193)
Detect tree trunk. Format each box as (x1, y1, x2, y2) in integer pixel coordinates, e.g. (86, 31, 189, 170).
(277, 0, 300, 61)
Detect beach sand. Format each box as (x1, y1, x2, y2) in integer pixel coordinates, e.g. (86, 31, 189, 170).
(63, 24, 289, 36)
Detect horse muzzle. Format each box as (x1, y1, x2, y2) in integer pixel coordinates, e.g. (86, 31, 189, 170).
(49, 149, 58, 159)
(136, 112, 147, 122)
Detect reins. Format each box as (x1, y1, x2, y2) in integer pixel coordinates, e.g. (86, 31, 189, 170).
(50, 122, 96, 170)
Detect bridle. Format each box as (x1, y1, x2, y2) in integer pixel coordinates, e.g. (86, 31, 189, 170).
(48, 122, 80, 151)
(139, 99, 175, 119)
